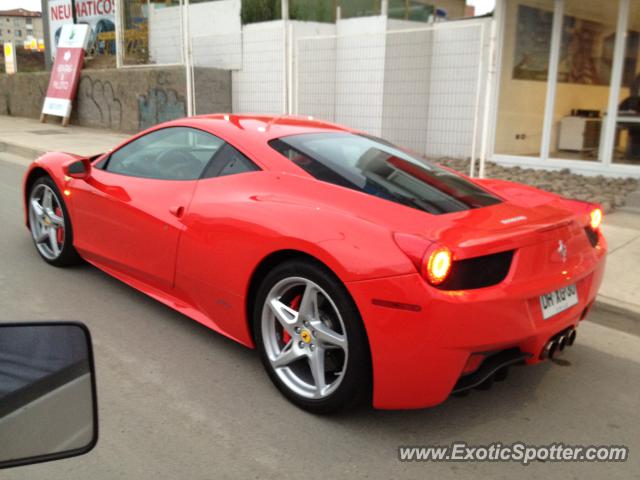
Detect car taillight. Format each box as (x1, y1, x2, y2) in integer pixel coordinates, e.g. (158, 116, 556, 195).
(590, 208, 603, 230)
(393, 234, 512, 289)
(424, 245, 452, 286)
(393, 234, 453, 285)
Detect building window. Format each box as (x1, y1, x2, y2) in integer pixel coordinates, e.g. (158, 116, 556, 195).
(494, 0, 555, 158)
(15, 29, 21, 37)
(548, 0, 619, 163)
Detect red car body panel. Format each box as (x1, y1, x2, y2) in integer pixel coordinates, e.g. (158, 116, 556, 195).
(22, 114, 607, 409)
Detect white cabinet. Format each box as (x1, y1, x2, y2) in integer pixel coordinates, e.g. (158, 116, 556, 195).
(558, 116, 602, 152)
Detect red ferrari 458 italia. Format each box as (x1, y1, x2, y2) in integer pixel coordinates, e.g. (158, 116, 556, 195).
(22, 115, 606, 412)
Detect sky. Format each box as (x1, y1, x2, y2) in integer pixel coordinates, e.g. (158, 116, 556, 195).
(0, 0, 497, 16)
(467, 0, 496, 15)
(0, 0, 42, 12)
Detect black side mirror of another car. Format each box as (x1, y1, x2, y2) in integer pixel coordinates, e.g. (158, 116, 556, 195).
(0, 322, 98, 469)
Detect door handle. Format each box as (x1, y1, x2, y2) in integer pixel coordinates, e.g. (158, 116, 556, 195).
(169, 205, 185, 218)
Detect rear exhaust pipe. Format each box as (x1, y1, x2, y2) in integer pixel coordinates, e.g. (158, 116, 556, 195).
(541, 339, 558, 360)
(541, 328, 577, 360)
(558, 334, 567, 351)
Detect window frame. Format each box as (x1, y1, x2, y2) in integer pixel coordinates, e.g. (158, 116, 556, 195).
(96, 126, 261, 181)
(200, 142, 261, 179)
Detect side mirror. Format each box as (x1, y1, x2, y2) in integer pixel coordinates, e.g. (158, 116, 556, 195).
(0, 322, 98, 469)
(63, 158, 92, 179)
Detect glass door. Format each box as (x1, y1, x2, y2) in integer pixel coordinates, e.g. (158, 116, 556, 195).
(549, 0, 620, 162)
(610, 0, 640, 165)
(494, 0, 555, 158)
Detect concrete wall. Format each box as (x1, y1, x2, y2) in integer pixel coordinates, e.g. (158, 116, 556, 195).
(0, 66, 231, 133)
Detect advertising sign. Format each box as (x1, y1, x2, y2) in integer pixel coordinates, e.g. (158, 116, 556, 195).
(42, 24, 90, 123)
(47, 0, 116, 59)
(75, 0, 116, 55)
(47, 0, 74, 60)
(3, 42, 16, 75)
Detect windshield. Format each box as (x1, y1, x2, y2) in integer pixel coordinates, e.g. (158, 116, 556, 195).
(269, 132, 501, 215)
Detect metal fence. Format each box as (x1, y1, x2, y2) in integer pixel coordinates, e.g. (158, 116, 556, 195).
(294, 19, 491, 175)
(130, 3, 495, 177)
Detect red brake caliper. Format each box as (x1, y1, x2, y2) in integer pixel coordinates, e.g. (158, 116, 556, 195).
(55, 207, 64, 243)
(283, 294, 302, 344)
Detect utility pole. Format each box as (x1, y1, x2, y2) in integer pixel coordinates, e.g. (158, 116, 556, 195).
(41, 0, 52, 69)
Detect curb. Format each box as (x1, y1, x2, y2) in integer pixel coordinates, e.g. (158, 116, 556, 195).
(618, 206, 640, 215)
(594, 297, 640, 322)
(0, 141, 46, 160)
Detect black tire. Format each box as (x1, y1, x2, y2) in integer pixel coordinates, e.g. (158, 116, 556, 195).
(28, 176, 82, 267)
(253, 259, 372, 414)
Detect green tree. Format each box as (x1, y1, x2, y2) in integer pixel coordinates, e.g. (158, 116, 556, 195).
(241, 0, 283, 24)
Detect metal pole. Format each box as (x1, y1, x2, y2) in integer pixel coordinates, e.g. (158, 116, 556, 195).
(294, 34, 299, 115)
(71, 0, 77, 22)
(469, 22, 485, 178)
(478, 18, 497, 179)
(183, 0, 194, 116)
(178, 0, 185, 65)
(287, 21, 294, 115)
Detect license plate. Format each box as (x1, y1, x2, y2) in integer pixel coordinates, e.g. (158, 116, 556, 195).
(539, 284, 578, 320)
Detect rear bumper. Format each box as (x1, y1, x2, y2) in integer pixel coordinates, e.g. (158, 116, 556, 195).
(346, 243, 606, 410)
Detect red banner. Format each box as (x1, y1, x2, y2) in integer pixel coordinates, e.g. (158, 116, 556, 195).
(42, 24, 90, 120)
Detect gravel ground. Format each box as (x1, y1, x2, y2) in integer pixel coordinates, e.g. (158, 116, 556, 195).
(438, 158, 639, 212)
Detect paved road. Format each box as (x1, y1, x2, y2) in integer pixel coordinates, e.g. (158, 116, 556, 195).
(1, 155, 638, 480)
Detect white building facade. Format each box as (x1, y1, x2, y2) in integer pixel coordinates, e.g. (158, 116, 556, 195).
(490, 0, 640, 177)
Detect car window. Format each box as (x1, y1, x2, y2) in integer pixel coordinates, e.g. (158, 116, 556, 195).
(269, 133, 502, 215)
(201, 143, 260, 179)
(104, 127, 224, 180)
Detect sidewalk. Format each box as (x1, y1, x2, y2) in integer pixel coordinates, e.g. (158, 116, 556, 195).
(0, 115, 127, 162)
(1, 115, 639, 319)
(598, 212, 640, 318)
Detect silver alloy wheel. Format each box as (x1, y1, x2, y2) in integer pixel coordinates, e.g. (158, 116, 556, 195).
(28, 184, 66, 260)
(261, 276, 349, 399)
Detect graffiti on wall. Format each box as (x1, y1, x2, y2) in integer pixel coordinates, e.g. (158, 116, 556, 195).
(77, 76, 123, 130)
(137, 87, 186, 130)
(27, 82, 46, 113)
(3, 67, 195, 131)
